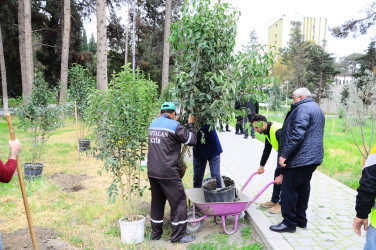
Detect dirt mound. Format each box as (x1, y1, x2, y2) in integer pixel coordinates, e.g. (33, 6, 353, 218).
(2, 227, 74, 249)
(49, 172, 91, 192)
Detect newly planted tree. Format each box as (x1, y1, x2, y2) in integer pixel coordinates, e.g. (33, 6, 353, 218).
(170, 0, 275, 168)
(342, 70, 376, 158)
(16, 72, 64, 177)
(170, 0, 239, 128)
(68, 64, 95, 141)
(86, 65, 158, 221)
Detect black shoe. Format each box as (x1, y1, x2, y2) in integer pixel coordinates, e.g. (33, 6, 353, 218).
(270, 222, 296, 233)
(151, 236, 161, 240)
(244, 136, 248, 139)
(226, 129, 231, 132)
(252, 136, 255, 139)
(297, 223, 307, 228)
(235, 132, 242, 135)
(176, 235, 196, 243)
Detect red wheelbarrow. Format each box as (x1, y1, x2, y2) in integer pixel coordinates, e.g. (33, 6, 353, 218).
(185, 172, 275, 234)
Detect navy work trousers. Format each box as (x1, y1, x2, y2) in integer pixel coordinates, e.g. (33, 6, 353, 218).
(280, 164, 317, 228)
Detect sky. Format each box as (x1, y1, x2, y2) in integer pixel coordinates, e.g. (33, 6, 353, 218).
(226, 0, 376, 60)
(84, 0, 376, 61)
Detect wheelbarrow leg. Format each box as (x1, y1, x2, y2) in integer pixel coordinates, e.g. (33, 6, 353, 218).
(221, 215, 239, 234)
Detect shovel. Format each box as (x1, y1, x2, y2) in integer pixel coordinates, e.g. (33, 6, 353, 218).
(6, 113, 38, 250)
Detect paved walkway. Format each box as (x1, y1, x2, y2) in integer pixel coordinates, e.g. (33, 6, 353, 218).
(217, 129, 366, 250)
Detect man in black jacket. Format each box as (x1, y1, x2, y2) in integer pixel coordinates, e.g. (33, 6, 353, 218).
(243, 94, 259, 139)
(353, 144, 376, 249)
(270, 88, 325, 233)
(147, 102, 197, 243)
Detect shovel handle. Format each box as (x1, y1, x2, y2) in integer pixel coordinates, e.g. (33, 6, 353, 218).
(5, 114, 38, 250)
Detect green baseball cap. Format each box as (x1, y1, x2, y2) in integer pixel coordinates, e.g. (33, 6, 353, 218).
(161, 102, 176, 111)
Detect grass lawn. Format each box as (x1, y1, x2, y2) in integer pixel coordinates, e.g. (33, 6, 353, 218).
(0, 115, 263, 249)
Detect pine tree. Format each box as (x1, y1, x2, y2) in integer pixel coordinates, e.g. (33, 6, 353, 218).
(88, 34, 97, 54)
(81, 29, 88, 52)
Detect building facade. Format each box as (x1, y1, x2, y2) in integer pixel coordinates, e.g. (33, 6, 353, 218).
(267, 14, 328, 55)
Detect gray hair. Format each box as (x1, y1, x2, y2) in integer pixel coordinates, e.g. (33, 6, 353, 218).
(293, 87, 312, 99)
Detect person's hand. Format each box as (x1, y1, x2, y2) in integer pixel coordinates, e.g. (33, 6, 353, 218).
(279, 156, 286, 167)
(188, 114, 195, 123)
(257, 165, 265, 174)
(275, 174, 283, 185)
(353, 217, 368, 236)
(9, 139, 22, 160)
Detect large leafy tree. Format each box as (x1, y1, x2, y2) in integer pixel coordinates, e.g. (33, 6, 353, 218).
(280, 22, 311, 91)
(354, 41, 376, 81)
(306, 43, 339, 105)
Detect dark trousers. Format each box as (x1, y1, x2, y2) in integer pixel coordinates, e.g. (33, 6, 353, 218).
(235, 116, 243, 133)
(271, 167, 282, 203)
(220, 124, 229, 131)
(244, 115, 255, 137)
(280, 165, 317, 228)
(149, 177, 187, 242)
(193, 154, 222, 188)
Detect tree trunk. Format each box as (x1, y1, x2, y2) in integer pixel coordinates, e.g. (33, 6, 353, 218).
(161, 0, 172, 91)
(18, 0, 28, 105)
(0, 22, 9, 113)
(59, 0, 71, 104)
(124, 1, 130, 66)
(96, 0, 108, 90)
(24, 0, 34, 103)
(132, 0, 136, 76)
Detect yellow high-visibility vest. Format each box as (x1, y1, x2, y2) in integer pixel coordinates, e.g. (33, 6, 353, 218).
(265, 122, 282, 151)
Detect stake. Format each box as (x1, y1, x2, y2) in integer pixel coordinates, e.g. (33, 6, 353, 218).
(5, 113, 38, 250)
(362, 143, 368, 170)
(266, 107, 269, 117)
(74, 101, 80, 160)
(332, 118, 335, 136)
(345, 115, 349, 134)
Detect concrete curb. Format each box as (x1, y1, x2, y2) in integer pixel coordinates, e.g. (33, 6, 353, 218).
(246, 206, 292, 250)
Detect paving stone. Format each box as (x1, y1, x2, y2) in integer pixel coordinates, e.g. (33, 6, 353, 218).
(217, 129, 367, 250)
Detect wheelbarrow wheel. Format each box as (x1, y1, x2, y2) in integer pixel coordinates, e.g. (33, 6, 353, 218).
(186, 211, 204, 234)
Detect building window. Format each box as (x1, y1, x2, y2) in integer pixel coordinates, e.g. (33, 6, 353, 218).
(276, 24, 278, 27)
(313, 25, 315, 30)
(275, 41, 277, 45)
(312, 36, 314, 39)
(275, 34, 277, 38)
(291, 21, 295, 26)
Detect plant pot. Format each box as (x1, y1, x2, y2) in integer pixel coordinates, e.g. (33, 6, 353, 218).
(78, 139, 91, 151)
(119, 215, 145, 244)
(202, 176, 236, 203)
(23, 162, 44, 180)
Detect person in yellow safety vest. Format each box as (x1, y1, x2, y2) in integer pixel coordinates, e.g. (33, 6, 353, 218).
(354, 143, 376, 249)
(252, 114, 283, 214)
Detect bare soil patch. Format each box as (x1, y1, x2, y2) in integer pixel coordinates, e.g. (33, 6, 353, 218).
(146, 214, 263, 249)
(2, 227, 75, 249)
(48, 172, 91, 192)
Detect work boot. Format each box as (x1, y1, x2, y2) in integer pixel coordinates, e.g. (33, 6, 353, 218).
(177, 235, 196, 243)
(260, 201, 278, 208)
(269, 203, 281, 214)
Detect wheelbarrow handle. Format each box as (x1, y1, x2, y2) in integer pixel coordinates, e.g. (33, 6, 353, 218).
(240, 171, 258, 192)
(244, 180, 276, 211)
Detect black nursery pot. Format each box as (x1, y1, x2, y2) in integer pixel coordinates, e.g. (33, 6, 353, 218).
(202, 176, 236, 203)
(78, 139, 91, 151)
(23, 162, 44, 180)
